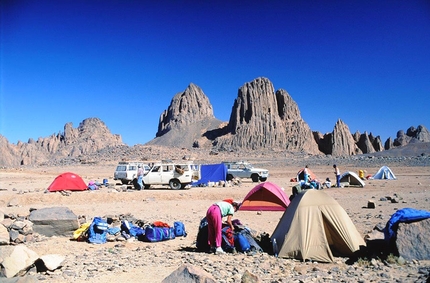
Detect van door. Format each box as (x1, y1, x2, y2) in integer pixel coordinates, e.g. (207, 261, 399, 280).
(161, 164, 174, 183)
(146, 165, 162, 184)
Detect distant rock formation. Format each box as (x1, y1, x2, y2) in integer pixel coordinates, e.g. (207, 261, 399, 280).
(1, 77, 429, 167)
(330, 119, 361, 156)
(146, 83, 223, 148)
(391, 125, 430, 148)
(0, 118, 123, 166)
(214, 77, 320, 153)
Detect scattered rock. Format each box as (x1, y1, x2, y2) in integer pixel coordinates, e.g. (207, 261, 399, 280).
(162, 264, 216, 283)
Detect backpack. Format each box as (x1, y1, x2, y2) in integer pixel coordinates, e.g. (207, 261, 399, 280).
(196, 218, 209, 251)
(221, 227, 235, 252)
(234, 232, 251, 252)
(88, 217, 109, 244)
(174, 221, 187, 237)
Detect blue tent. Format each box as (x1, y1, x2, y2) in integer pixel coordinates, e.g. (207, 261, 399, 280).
(384, 208, 430, 242)
(193, 164, 227, 187)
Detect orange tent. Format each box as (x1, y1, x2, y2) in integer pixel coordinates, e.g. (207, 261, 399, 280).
(47, 172, 87, 192)
(296, 168, 319, 181)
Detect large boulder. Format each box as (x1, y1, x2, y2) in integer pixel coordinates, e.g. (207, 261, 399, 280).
(28, 207, 79, 237)
(396, 218, 430, 260)
(162, 264, 216, 283)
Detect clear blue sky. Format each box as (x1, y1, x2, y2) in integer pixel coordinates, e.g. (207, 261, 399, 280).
(1, 1, 429, 146)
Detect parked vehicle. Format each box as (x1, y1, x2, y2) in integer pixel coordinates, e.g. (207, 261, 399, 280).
(113, 161, 150, 185)
(138, 160, 201, 190)
(222, 161, 269, 182)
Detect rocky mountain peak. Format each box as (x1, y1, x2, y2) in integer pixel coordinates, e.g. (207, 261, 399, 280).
(331, 119, 361, 156)
(156, 83, 215, 137)
(216, 77, 320, 153)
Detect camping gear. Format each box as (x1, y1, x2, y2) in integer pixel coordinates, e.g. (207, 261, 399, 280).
(234, 232, 251, 252)
(174, 221, 187, 237)
(240, 182, 290, 211)
(192, 163, 228, 186)
(73, 222, 91, 241)
(271, 190, 366, 262)
(221, 227, 235, 252)
(371, 166, 397, 180)
(47, 172, 87, 192)
(144, 226, 175, 242)
(339, 171, 365, 187)
(296, 168, 318, 181)
(88, 217, 109, 244)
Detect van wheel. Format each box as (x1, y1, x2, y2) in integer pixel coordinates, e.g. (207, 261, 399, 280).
(169, 179, 182, 190)
(251, 174, 259, 182)
(226, 174, 234, 181)
(259, 177, 267, 182)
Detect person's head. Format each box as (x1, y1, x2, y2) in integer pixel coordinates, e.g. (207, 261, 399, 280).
(305, 165, 308, 168)
(138, 165, 142, 168)
(232, 201, 241, 211)
(333, 164, 336, 168)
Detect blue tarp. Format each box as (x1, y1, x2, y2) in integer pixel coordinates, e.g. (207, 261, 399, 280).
(193, 164, 227, 186)
(384, 208, 430, 242)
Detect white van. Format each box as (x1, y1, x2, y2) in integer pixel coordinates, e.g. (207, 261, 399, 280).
(140, 161, 200, 190)
(113, 161, 151, 184)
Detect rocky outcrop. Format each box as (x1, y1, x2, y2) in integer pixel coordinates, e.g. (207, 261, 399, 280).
(0, 118, 123, 167)
(214, 77, 320, 153)
(390, 125, 429, 149)
(0, 135, 20, 167)
(356, 132, 376, 154)
(156, 83, 216, 136)
(147, 83, 223, 148)
(331, 119, 361, 156)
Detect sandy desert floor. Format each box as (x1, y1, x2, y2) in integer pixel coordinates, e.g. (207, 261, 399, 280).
(1, 159, 429, 282)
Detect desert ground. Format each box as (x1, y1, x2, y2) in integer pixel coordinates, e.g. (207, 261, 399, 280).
(1, 155, 429, 282)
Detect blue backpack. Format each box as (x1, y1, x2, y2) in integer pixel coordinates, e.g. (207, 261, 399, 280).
(234, 232, 251, 252)
(88, 217, 108, 244)
(174, 221, 187, 237)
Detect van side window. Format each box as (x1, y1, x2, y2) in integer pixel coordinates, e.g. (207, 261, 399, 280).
(152, 166, 160, 172)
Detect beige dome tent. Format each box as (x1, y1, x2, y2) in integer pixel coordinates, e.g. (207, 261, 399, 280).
(271, 190, 365, 262)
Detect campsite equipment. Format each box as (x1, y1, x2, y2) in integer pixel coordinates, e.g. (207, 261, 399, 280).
(145, 226, 175, 242)
(296, 168, 318, 181)
(103, 178, 109, 186)
(73, 222, 91, 241)
(339, 171, 365, 187)
(234, 232, 251, 252)
(240, 182, 290, 211)
(88, 217, 109, 244)
(358, 170, 365, 180)
(174, 221, 187, 237)
(372, 166, 397, 180)
(192, 163, 227, 187)
(221, 227, 235, 253)
(47, 172, 87, 192)
(271, 190, 366, 262)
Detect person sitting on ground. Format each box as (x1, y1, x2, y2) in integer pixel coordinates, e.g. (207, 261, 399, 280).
(206, 199, 241, 254)
(323, 178, 332, 188)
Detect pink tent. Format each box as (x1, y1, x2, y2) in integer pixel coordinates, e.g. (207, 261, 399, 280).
(239, 182, 290, 211)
